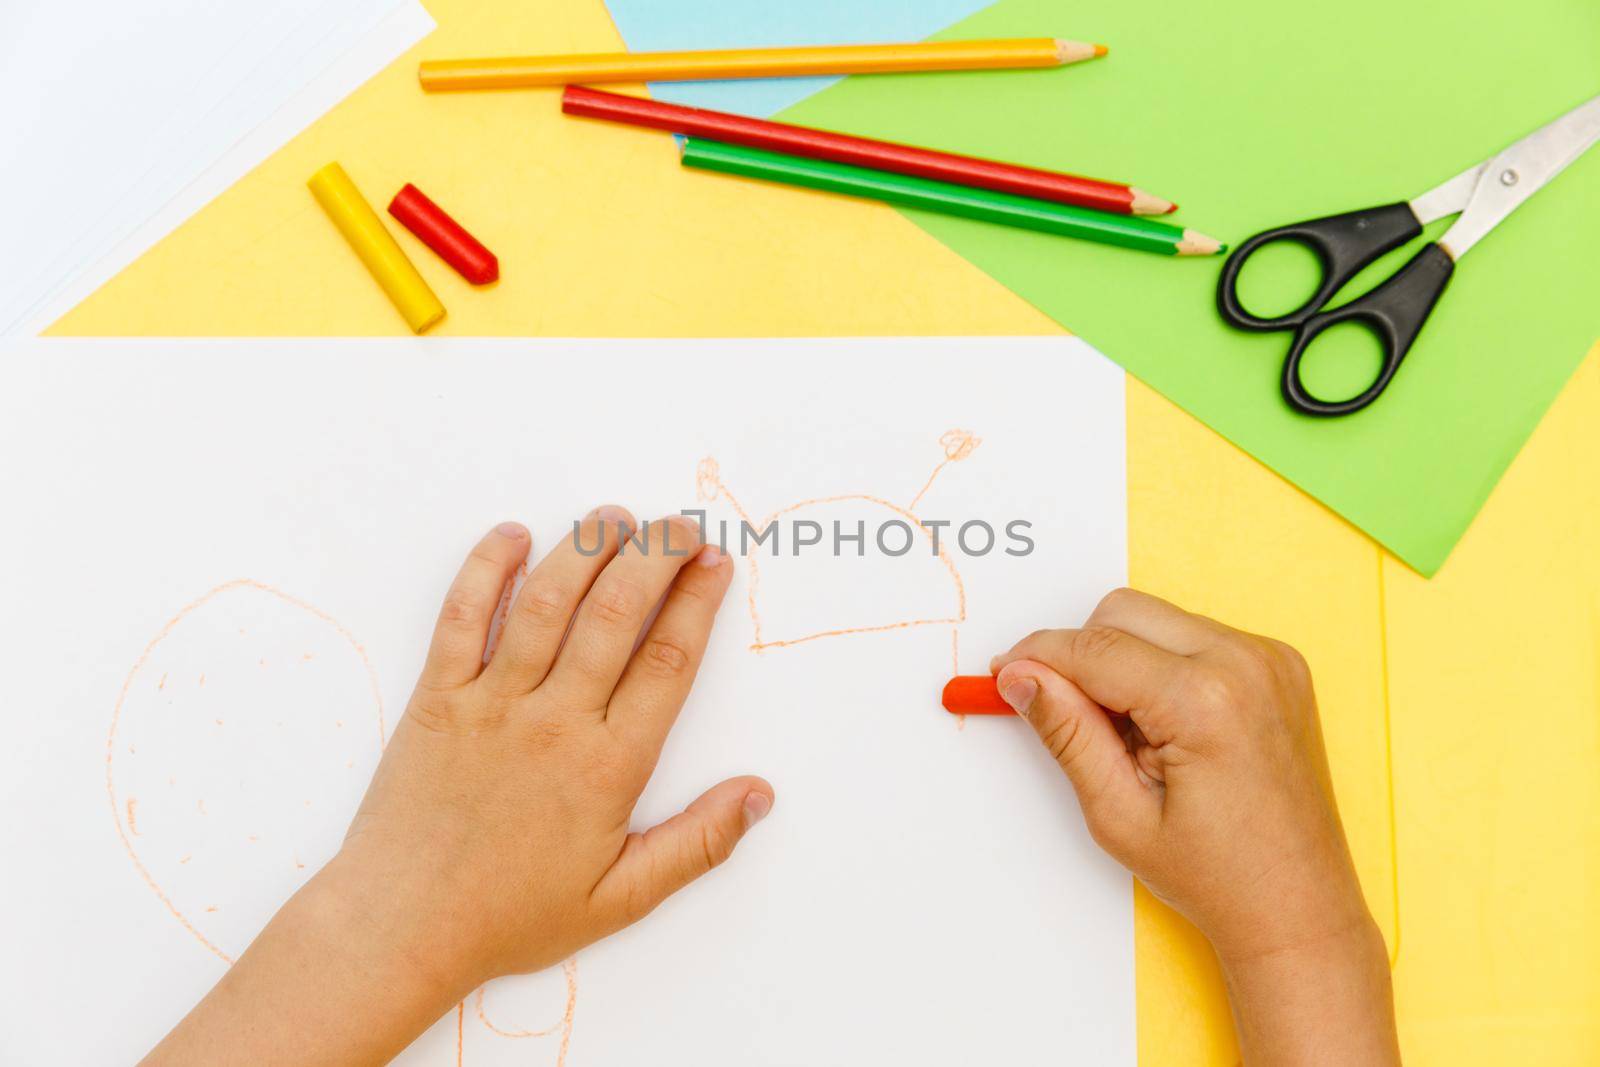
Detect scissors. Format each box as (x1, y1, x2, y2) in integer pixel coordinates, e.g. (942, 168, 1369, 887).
(1217, 92, 1600, 416)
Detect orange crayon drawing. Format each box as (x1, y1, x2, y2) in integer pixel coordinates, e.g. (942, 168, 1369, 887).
(107, 579, 385, 965)
(461, 957, 579, 1066)
(695, 429, 980, 680)
(447, 961, 578, 1066)
(108, 578, 579, 1065)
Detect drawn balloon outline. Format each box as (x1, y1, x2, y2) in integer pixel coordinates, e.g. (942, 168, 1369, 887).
(106, 578, 577, 1066)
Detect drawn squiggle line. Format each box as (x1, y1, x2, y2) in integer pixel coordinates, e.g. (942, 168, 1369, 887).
(752, 614, 966, 652)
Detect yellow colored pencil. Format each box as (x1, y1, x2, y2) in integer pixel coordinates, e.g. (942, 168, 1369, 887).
(419, 38, 1106, 92)
(307, 163, 445, 334)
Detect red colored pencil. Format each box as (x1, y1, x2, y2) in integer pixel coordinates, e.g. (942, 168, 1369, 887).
(387, 183, 499, 285)
(562, 85, 1174, 216)
(941, 675, 1016, 715)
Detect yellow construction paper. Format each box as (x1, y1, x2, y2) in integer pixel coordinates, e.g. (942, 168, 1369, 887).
(49, 1, 1032, 339)
(52, 0, 1600, 1063)
(1382, 344, 1600, 1064)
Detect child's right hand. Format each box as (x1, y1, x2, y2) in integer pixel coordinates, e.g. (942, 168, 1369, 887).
(992, 588, 1401, 1066)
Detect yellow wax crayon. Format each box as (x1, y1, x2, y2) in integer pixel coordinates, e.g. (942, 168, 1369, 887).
(307, 162, 444, 334)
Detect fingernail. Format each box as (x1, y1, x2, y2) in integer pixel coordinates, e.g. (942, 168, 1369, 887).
(495, 521, 526, 539)
(1001, 678, 1038, 717)
(592, 505, 634, 537)
(988, 654, 1001, 673)
(695, 544, 725, 568)
(742, 791, 772, 829)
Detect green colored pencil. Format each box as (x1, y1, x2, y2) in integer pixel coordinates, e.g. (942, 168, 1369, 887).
(679, 138, 1224, 257)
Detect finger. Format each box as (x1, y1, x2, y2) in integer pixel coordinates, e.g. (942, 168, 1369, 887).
(590, 776, 772, 928)
(991, 626, 1192, 740)
(546, 515, 705, 710)
(609, 544, 733, 756)
(483, 505, 635, 695)
(421, 522, 532, 689)
(1084, 587, 1229, 656)
(996, 661, 1159, 856)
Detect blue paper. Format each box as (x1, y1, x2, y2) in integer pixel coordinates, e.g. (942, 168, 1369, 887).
(601, 0, 995, 116)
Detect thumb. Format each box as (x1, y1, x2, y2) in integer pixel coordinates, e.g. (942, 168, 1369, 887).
(997, 661, 1157, 856)
(592, 776, 773, 928)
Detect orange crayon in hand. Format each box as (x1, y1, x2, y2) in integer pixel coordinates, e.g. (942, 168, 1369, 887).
(941, 675, 1014, 715)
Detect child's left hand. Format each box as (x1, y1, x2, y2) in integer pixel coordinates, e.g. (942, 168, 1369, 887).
(143, 510, 774, 1067)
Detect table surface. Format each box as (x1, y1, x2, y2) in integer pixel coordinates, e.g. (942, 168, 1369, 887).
(51, 0, 1600, 1062)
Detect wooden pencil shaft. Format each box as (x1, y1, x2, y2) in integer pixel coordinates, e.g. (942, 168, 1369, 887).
(680, 139, 1201, 256)
(421, 38, 1083, 91)
(563, 85, 1158, 215)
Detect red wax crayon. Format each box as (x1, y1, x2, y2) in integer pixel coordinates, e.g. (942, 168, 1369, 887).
(387, 183, 499, 284)
(941, 675, 1015, 715)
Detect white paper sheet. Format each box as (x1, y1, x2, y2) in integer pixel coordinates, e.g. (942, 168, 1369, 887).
(0, 0, 433, 337)
(0, 337, 1133, 1066)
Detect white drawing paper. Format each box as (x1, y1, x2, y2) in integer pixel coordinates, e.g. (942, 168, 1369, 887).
(0, 337, 1133, 1065)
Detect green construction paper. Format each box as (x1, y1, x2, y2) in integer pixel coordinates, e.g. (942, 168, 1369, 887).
(782, 0, 1600, 576)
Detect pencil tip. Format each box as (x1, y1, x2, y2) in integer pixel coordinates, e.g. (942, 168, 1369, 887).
(1055, 39, 1104, 64)
(1177, 229, 1226, 257)
(1129, 188, 1176, 216)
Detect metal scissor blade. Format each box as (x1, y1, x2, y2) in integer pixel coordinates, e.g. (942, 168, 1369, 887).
(1439, 92, 1600, 259)
(1408, 162, 1486, 225)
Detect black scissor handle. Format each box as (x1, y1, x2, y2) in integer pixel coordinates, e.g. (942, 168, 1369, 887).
(1281, 243, 1456, 416)
(1217, 202, 1424, 331)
